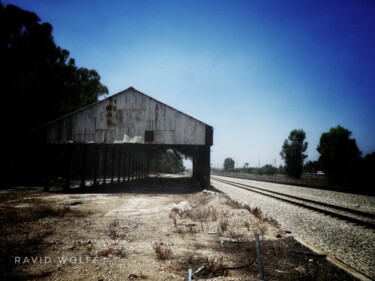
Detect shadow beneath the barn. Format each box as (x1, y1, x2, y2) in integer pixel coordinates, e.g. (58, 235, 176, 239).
(56, 176, 204, 195)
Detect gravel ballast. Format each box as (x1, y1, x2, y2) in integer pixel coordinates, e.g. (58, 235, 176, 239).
(211, 176, 375, 280)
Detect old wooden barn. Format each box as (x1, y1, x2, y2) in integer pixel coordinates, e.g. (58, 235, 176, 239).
(30, 87, 213, 190)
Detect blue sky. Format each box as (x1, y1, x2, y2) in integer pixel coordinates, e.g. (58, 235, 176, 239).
(3, 0, 375, 169)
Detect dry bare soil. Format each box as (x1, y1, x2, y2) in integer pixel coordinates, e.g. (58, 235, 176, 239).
(0, 176, 357, 280)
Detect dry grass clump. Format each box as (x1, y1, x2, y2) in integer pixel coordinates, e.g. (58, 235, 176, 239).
(244, 204, 280, 228)
(221, 194, 267, 221)
(106, 219, 129, 240)
(174, 223, 199, 235)
(96, 246, 114, 257)
(168, 207, 181, 218)
(174, 253, 226, 278)
(245, 205, 264, 220)
(218, 217, 229, 234)
(170, 198, 219, 233)
(229, 229, 244, 240)
(186, 192, 212, 206)
(107, 219, 120, 239)
(152, 241, 173, 260)
(96, 245, 127, 258)
(184, 206, 218, 223)
(206, 256, 225, 277)
(255, 221, 268, 237)
(224, 196, 266, 222)
(224, 196, 244, 209)
(186, 249, 196, 265)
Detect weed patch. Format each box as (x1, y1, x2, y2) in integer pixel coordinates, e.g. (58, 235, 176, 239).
(218, 217, 229, 234)
(152, 241, 173, 260)
(245, 205, 264, 220)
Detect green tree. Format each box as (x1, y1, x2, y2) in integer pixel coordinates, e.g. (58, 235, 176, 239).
(223, 158, 235, 171)
(0, 4, 108, 141)
(304, 160, 321, 174)
(150, 150, 185, 174)
(280, 129, 308, 178)
(317, 125, 362, 186)
(361, 152, 375, 190)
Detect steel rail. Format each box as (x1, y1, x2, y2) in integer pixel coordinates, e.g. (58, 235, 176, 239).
(211, 176, 375, 229)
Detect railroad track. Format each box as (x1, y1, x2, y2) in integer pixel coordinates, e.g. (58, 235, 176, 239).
(211, 176, 375, 229)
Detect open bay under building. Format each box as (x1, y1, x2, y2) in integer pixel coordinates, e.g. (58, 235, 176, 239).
(28, 87, 213, 191)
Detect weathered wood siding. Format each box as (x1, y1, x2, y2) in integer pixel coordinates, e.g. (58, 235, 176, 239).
(46, 87, 209, 145)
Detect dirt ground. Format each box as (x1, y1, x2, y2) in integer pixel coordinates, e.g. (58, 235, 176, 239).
(0, 175, 358, 281)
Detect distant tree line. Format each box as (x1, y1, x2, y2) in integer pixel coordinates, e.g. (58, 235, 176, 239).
(222, 125, 375, 191)
(225, 164, 285, 176)
(222, 158, 283, 175)
(239, 164, 281, 176)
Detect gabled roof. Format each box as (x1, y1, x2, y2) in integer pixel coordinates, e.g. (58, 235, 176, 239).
(31, 87, 212, 131)
(32, 87, 213, 146)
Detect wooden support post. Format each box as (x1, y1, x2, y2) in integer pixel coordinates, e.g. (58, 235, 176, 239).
(132, 152, 137, 180)
(145, 157, 148, 178)
(128, 152, 132, 181)
(202, 145, 211, 188)
(192, 148, 198, 181)
(43, 145, 51, 192)
(142, 158, 146, 178)
(137, 155, 141, 180)
(123, 149, 128, 182)
(102, 145, 107, 185)
(192, 147, 200, 185)
(193, 146, 211, 188)
(111, 146, 116, 183)
(93, 144, 98, 186)
(117, 147, 122, 183)
(134, 155, 138, 180)
(79, 144, 87, 189)
(147, 158, 150, 177)
(140, 156, 144, 179)
(63, 143, 73, 192)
